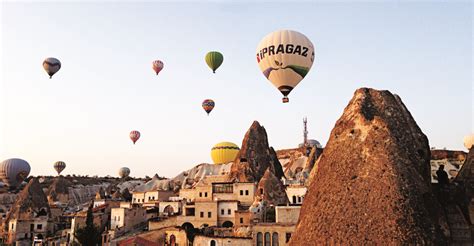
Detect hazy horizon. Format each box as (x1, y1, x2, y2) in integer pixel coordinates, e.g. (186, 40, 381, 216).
(1, 1, 472, 178)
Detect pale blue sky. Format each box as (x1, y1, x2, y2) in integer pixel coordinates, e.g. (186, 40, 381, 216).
(1, 1, 472, 177)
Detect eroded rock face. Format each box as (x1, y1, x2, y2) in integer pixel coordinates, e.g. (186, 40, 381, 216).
(256, 168, 289, 206)
(291, 88, 446, 245)
(228, 121, 284, 182)
(5, 178, 50, 222)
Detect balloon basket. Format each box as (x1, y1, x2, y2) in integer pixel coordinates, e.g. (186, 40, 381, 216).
(282, 97, 289, 103)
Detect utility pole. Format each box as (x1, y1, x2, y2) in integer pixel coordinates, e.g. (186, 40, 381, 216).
(303, 117, 308, 148)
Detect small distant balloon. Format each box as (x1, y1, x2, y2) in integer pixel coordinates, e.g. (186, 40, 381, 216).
(118, 167, 130, 178)
(205, 51, 223, 73)
(202, 99, 215, 115)
(53, 161, 66, 175)
(43, 57, 61, 79)
(130, 130, 141, 144)
(152, 60, 164, 75)
(0, 158, 31, 188)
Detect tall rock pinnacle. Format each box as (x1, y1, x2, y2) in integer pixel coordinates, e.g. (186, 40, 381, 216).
(228, 121, 284, 182)
(291, 88, 447, 245)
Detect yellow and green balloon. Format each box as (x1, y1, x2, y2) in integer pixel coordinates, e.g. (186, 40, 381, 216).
(256, 30, 315, 103)
(205, 51, 224, 73)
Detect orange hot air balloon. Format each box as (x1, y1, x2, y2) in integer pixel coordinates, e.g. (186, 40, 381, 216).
(130, 130, 141, 144)
(152, 60, 164, 75)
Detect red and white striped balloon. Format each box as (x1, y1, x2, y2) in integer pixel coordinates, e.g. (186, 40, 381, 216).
(152, 60, 164, 75)
(129, 130, 141, 144)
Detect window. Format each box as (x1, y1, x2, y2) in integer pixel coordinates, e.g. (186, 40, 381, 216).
(118, 216, 120, 221)
(210, 240, 216, 246)
(285, 233, 292, 243)
(256, 232, 263, 246)
(298, 196, 302, 203)
(30, 224, 34, 231)
(265, 232, 271, 246)
(200, 212, 204, 218)
(133, 198, 136, 202)
(199, 192, 202, 197)
(240, 190, 243, 195)
(228, 209, 231, 215)
(212, 183, 233, 193)
(205, 192, 208, 197)
(37, 224, 42, 230)
(240, 218, 244, 223)
(208, 212, 212, 218)
(245, 190, 249, 195)
(260, 188, 264, 194)
(221, 209, 224, 215)
(292, 195, 296, 204)
(272, 232, 279, 246)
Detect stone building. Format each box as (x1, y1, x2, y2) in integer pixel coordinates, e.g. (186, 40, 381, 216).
(110, 203, 146, 231)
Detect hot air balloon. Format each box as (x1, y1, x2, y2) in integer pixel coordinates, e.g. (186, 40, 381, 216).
(211, 142, 240, 164)
(464, 134, 474, 150)
(54, 161, 66, 175)
(0, 158, 31, 188)
(205, 51, 223, 73)
(152, 60, 164, 75)
(118, 167, 130, 178)
(43, 57, 61, 79)
(202, 99, 215, 115)
(130, 130, 141, 144)
(256, 30, 315, 103)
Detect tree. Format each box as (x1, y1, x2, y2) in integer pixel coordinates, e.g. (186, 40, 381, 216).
(74, 203, 101, 246)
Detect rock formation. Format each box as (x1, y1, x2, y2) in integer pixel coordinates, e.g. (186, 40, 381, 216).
(256, 168, 289, 206)
(228, 121, 284, 182)
(5, 178, 50, 222)
(431, 149, 467, 161)
(291, 88, 447, 245)
(47, 176, 73, 203)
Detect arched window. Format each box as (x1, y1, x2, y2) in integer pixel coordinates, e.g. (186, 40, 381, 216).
(265, 232, 271, 246)
(272, 232, 279, 246)
(292, 195, 296, 204)
(210, 240, 216, 246)
(170, 234, 176, 246)
(257, 232, 263, 246)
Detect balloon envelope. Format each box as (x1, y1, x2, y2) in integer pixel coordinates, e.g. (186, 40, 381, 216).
(256, 30, 315, 103)
(211, 142, 240, 164)
(464, 134, 474, 150)
(130, 130, 141, 144)
(43, 57, 61, 79)
(202, 99, 215, 115)
(118, 167, 130, 178)
(0, 158, 31, 188)
(54, 161, 66, 175)
(205, 51, 223, 73)
(152, 60, 164, 75)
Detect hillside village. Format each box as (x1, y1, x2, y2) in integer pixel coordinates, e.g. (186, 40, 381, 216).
(0, 119, 471, 245)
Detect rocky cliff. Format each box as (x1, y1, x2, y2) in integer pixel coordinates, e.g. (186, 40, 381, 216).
(5, 178, 50, 222)
(228, 121, 284, 182)
(291, 88, 447, 245)
(256, 168, 289, 206)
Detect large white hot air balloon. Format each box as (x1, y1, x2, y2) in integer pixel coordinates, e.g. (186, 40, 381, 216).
(464, 134, 474, 150)
(119, 167, 130, 178)
(256, 30, 315, 103)
(0, 158, 31, 188)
